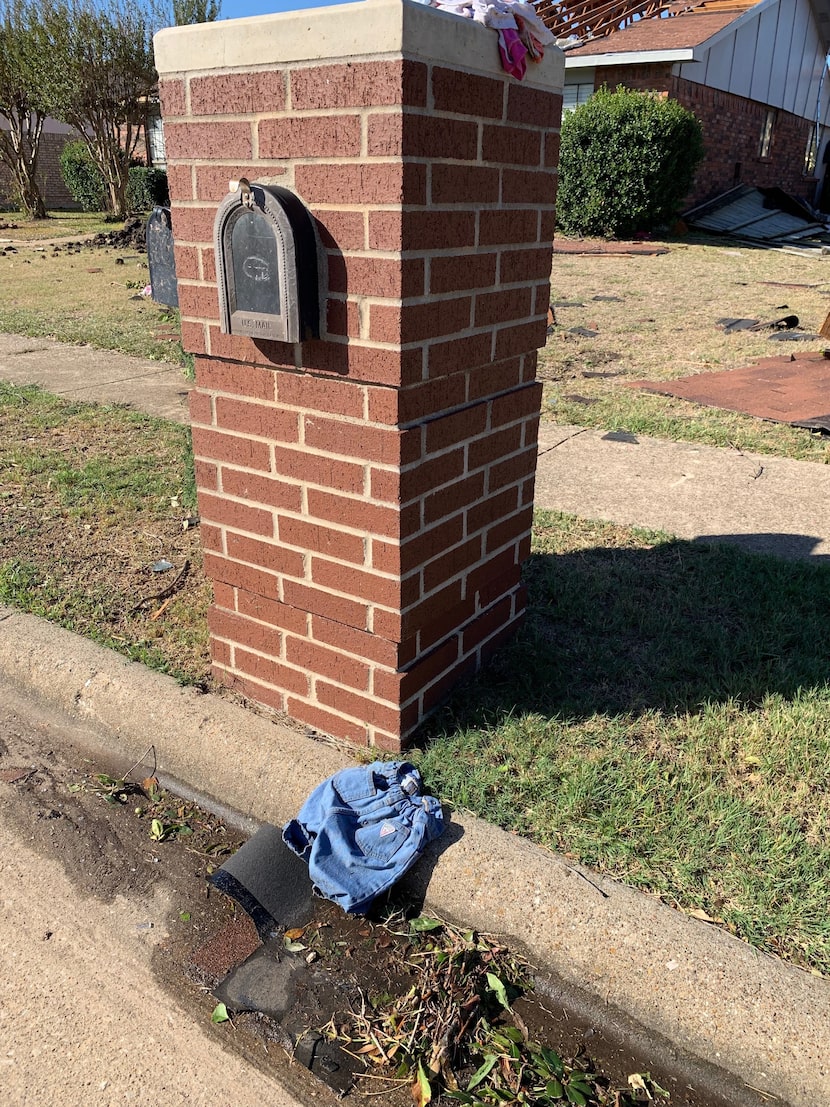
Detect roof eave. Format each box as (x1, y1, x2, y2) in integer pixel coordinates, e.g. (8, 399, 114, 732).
(564, 47, 695, 68)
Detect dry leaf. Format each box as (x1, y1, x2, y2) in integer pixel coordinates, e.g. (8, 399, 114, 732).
(687, 908, 723, 924)
(284, 927, 305, 941)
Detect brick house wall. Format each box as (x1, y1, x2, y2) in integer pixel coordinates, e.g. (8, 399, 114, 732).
(595, 65, 816, 207)
(0, 122, 79, 210)
(155, 0, 563, 750)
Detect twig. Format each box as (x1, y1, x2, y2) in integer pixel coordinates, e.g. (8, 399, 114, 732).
(130, 559, 190, 614)
(123, 744, 157, 784)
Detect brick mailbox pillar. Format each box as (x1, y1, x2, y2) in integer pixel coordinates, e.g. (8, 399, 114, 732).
(155, 0, 563, 750)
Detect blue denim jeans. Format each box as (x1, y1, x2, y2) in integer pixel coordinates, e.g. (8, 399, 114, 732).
(282, 761, 444, 914)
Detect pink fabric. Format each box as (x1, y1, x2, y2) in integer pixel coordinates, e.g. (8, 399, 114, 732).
(497, 27, 528, 80)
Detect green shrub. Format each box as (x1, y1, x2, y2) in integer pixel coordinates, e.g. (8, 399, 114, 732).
(59, 140, 106, 212)
(557, 86, 704, 238)
(127, 165, 169, 213)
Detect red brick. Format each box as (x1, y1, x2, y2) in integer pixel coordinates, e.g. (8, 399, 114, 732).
(399, 515, 465, 574)
(173, 243, 199, 280)
(234, 648, 310, 696)
(426, 404, 489, 454)
(178, 282, 219, 321)
(374, 636, 460, 702)
(462, 596, 513, 653)
(423, 473, 485, 525)
(283, 580, 369, 631)
(194, 458, 218, 491)
(213, 581, 235, 609)
(208, 328, 295, 369)
(226, 532, 306, 578)
(276, 376, 362, 418)
(327, 255, 424, 299)
(222, 467, 302, 510)
(299, 341, 421, 388)
(189, 388, 213, 426)
(181, 321, 207, 355)
(468, 488, 520, 543)
(259, 114, 361, 158)
(170, 205, 216, 245)
(488, 446, 538, 492)
(189, 71, 286, 115)
(285, 636, 370, 691)
(199, 491, 275, 537)
(310, 613, 401, 667)
(468, 426, 523, 473)
(427, 333, 492, 379)
(313, 209, 366, 251)
(166, 163, 192, 202)
(214, 668, 283, 712)
(201, 248, 217, 283)
(285, 696, 369, 746)
(370, 538, 401, 575)
(469, 358, 520, 402)
(215, 396, 299, 442)
(430, 253, 497, 295)
(326, 298, 360, 339)
(401, 210, 476, 251)
(200, 522, 223, 552)
(503, 167, 556, 205)
(295, 163, 410, 206)
(311, 557, 400, 608)
(164, 121, 253, 160)
(159, 78, 185, 117)
(479, 209, 538, 247)
(315, 681, 402, 733)
(211, 640, 231, 670)
(490, 383, 543, 428)
(369, 467, 402, 503)
(507, 84, 562, 128)
(368, 211, 402, 251)
(371, 297, 472, 345)
(423, 536, 483, 593)
(208, 606, 281, 655)
(192, 426, 272, 471)
(396, 376, 467, 423)
(281, 443, 366, 492)
(485, 506, 533, 555)
(495, 319, 547, 360)
(402, 114, 477, 160)
(544, 130, 561, 169)
(366, 112, 401, 156)
(279, 515, 365, 564)
(195, 164, 277, 202)
(501, 245, 553, 285)
(303, 416, 406, 465)
(400, 447, 465, 501)
(366, 387, 398, 426)
(432, 67, 505, 119)
(475, 286, 533, 328)
(399, 580, 467, 637)
(466, 547, 519, 604)
(236, 590, 308, 635)
(196, 359, 276, 401)
(204, 551, 280, 599)
(307, 489, 399, 539)
(291, 60, 427, 110)
(431, 163, 500, 205)
(483, 124, 542, 166)
(414, 596, 475, 655)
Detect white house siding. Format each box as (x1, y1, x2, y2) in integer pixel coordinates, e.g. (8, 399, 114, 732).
(676, 0, 830, 125)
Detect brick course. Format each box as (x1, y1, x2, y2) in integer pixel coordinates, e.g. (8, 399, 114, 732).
(163, 50, 561, 749)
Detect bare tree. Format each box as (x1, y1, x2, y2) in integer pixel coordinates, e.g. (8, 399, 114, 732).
(47, 0, 159, 220)
(0, 0, 57, 218)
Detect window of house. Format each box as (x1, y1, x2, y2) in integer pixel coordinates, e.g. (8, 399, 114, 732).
(147, 115, 166, 168)
(758, 109, 775, 158)
(563, 82, 595, 113)
(804, 126, 819, 176)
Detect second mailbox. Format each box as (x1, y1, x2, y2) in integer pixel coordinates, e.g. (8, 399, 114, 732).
(214, 180, 324, 343)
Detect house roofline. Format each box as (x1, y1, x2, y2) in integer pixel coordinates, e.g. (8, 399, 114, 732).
(565, 48, 694, 67)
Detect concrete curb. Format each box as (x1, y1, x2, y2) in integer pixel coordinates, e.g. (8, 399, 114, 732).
(1, 604, 827, 1105)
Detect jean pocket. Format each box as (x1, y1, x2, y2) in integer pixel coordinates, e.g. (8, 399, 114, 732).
(354, 818, 408, 863)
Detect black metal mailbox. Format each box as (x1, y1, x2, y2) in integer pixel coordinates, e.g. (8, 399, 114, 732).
(146, 206, 178, 308)
(214, 180, 323, 343)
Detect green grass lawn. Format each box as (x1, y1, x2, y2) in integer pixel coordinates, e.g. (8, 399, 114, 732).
(416, 511, 830, 976)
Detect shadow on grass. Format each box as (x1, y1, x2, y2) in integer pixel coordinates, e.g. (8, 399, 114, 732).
(431, 532, 830, 730)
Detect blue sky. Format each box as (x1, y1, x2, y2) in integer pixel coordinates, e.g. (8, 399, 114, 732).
(218, 0, 360, 20)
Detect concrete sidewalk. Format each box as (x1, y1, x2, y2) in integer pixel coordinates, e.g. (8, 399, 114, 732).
(2, 334, 829, 1104)
(2, 331, 828, 560)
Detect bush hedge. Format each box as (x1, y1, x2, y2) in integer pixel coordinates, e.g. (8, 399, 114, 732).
(557, 87, 704, 238)
(59, 140, 105, 212)
(127, 165, 170, 212)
